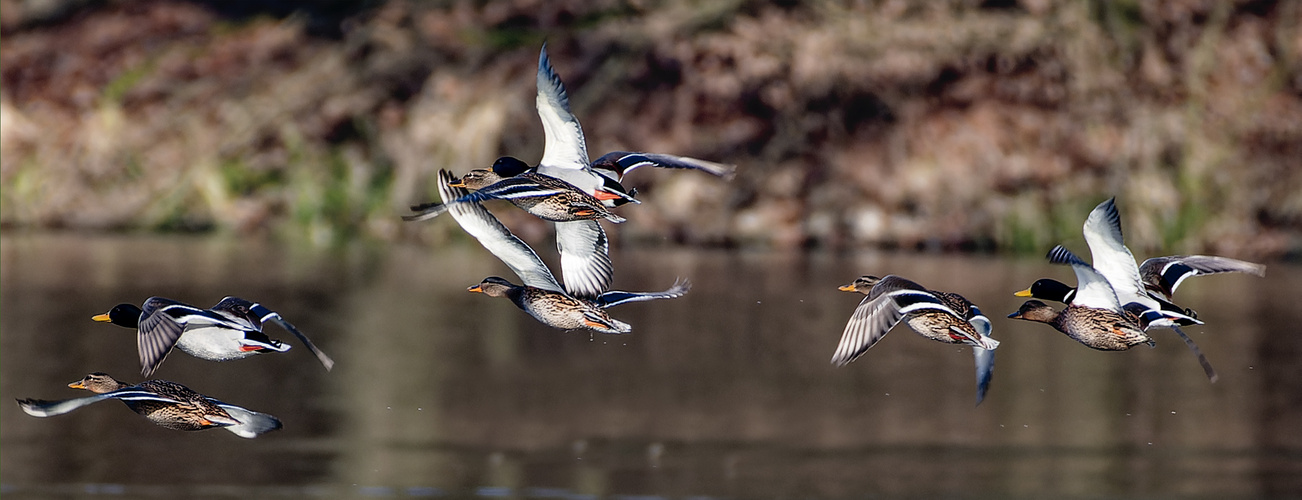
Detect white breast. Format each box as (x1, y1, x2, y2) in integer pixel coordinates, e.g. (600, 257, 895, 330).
(174, 328, 260, 362)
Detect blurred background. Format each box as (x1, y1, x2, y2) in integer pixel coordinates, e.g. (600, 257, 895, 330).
(2, 0, 1300, 256)
(4, 1, 1302, 499)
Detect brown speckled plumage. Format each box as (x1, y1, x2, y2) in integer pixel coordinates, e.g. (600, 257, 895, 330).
(1008, 300, 1152, 351)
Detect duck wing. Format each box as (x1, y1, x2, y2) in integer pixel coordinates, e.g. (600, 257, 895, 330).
(203, 297, 264, 330)
(248, 303, 334, 371)
(831, 275, 967, 366)
(437, 170, 565, 293)
(590, 151, 737, 181)
(592, 278, 691, 308)
(968, 306, 996, 406)
(555, 220, 614, 299)
(1081, 198, 1153, 307)
(403, 178, 568, 222)
(17, 388, 182, 417)
(535, 43, 590, 172)
(136, 298, 204, 377)
(1047, 245, 1124, 312)
(1139, 255, 1266, 300)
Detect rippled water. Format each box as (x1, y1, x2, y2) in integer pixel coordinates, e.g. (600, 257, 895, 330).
(2, 232, 1300, 499)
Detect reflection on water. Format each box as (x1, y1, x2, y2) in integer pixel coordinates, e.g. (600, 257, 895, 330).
(2, 232, 1301, 498)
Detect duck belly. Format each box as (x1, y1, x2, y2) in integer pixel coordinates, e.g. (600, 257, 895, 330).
(512, 198, 575, 222)
(904, 315, 966, 344)
(521, 298, 629, 333)
(175, 330, 263, 361)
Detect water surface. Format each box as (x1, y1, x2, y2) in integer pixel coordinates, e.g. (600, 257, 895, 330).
(2, 233, 1300, 498)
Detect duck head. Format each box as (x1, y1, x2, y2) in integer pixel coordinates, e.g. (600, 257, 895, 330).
(468, 277, 517, 298)
(452, 169, 504, 190)
(92, 304, 144, 328)
(490, 156, 531, 177)
(1014, 279, 1076, 304)
(68, 372, 129, 393)
(838, 276, 881, 294)
(1007, 300, 1060, 323)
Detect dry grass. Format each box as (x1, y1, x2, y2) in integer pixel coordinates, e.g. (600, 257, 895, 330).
(1, 0, 1299, 257)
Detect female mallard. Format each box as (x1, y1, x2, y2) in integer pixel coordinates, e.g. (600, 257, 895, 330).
(1015, 198, 1257, 381)
(94, 296, 334, 376)
(17, 372, 282, 438)
(404, 157, 626, 224)
(436, 170, 688, 334)
(1007, 246, 1153, 351)
(832, 275, 999, 405)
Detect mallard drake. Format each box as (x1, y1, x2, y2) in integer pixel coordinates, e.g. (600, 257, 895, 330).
(1016, 198, 1254, 381)
(404, 157, 626, 224)
(1008, 246, 1154, 351)
(1014, 277, 1197, 321)
(831, 275, 999, 405)
(94, 296, 334, 376)
(1080, 198, 1201, 327)
(436, 169, 688, 333)
(17, 372, 282, 438)
(529, 44, 734, 208)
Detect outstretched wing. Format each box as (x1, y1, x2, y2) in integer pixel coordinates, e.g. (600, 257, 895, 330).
(403, 179, 568, 222)
(535, 43, 589, 171)
(437, 170, 565, 293)
(1139, 255, 1266, 299)
(1081, 198, 1149, 306)
(968, 306, 996, 406)
(137, 298, 198, 377)
(249, 303, 334, 371)
(592, 278, 691, 308)
(830, 282, 965, 366)
(555, 220, 613, 299)
(17, 389, 183, 417)
(590, 151, 736, 181)
(1046, 245, 1123, 311)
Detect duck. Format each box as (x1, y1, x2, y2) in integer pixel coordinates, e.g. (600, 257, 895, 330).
(1007, 245, 1154, 351)
(435, 169, 688, 333)
(1014, 277, 1197, 321)
(403, 157, 626, 224)
(831, 275, 1000, 405)
(94, 296, 334, 376)
(469, 276, 690, 333)
(528, 44, 734, 208)
(16, 372, 282, 438)
(1020, 198, 1252, 381)
(1016, 199, 1264, 324)
(1079, 198, 1201, 327)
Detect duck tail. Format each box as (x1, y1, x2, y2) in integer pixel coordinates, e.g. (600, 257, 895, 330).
(211, 402, 283, 438)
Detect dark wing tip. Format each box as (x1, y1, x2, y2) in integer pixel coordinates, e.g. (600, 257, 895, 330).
(1095, 197, 1123, 239)
(1046, 245, 1085, 267)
